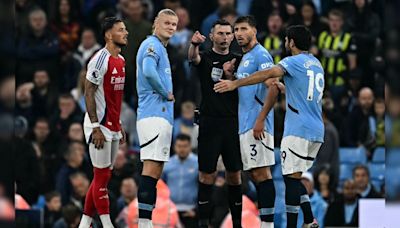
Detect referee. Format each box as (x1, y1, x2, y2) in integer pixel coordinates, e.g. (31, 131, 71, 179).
(188, 19, 243, 228)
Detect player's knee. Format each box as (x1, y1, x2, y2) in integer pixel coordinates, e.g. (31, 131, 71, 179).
(199, 171, 216, 185)
(250, 167, 272, 183)
(142, 160, 164, 179)
(226, 171, 241, 185)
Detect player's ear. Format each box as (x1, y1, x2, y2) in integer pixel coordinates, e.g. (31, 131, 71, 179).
(290, 39, 295, 48)
(209, 32, 213, 41)
(105, 31, 112, 41)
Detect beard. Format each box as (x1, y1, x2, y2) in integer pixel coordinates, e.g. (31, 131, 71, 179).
(285, 44, 292, 55)
(114, 40, 127, 48)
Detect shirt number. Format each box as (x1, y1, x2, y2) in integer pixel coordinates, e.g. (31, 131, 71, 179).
(306, 70, 324, 103)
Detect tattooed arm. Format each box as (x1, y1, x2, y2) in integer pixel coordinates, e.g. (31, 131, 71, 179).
(85, 80, 105, 149)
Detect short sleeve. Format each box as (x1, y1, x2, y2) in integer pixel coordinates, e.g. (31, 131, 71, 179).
(257, 52, 274, 71)
(143, 42, 160, 63)
(277, 57, 294, 77)
(86, 50, 108, 85)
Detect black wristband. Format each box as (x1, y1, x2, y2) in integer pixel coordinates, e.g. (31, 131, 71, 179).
(191, 42, 200, 46)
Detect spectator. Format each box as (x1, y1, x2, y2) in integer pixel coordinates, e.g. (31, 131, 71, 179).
(17, 7, 60, 86)
(116, 177, 137, 215)
(297, 1, 327, 47)
(343, 87, 375, 151)
(67, 122, 84, 143)
(324, 180, 359, 227)
(250, 0, 296, 31)
(72, 28, 100, 67)
(370, 98, 385, 147)
(69, 172, 90, 210)
(53, 204, 81, 228)
(15, 116, 40, 205)
(59, 122, 85, 156)
(50, 93, 83, 139)
(44, 191, 62, 228)
(201, 0, 235, 35)
(346, 0, 381, 88)
(15, 83, 35, 126)
(70, 64, 87, 112)
(108, 150, 137, 199)
(298, 172, 328, 228)
(169, 7, 195, 107)
(318, 9, 357, 104)
(121, 0, 152, 106)
(67, 28, 100, 91)
(15, 0, 37, 35)
(31, 118, 61, 194)
(50, 0, 80, 61)
(162, 134, 198, 228)
(346, 68, 363, 113)
(164, 0, 182, 11)
(56, 141, 92, 205)
(352, 165, 381, 198)
(314, 108, 340, 187)
(116, 0, 134, 20)
(258, 11, 285, 64)
(314, 165, 337, 204)
(30, 69, 58, 119)
(173, 101, 198, 149)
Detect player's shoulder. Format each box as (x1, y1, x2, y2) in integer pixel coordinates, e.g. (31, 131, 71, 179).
(118, 54, 125, 60)
(255, 44, 272, 58)
(141, 35, 162, 49)
(88, 48, 110, 70)
(90, 48, 109, 61)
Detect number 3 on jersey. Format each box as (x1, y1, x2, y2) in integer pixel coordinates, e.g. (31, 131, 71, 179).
(306, 70, 324, 102)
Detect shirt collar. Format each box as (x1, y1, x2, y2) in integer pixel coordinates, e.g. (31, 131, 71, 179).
(360, 183, 372, 197)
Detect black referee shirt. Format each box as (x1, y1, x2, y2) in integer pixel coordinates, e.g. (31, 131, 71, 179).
(194, 49, 241, 118)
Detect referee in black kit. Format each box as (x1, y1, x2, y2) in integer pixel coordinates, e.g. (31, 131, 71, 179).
(188, 19, 243, 228)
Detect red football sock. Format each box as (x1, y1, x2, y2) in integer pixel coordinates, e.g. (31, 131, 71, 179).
(93, 167, 112, 215)
(83, 180, 96, 217)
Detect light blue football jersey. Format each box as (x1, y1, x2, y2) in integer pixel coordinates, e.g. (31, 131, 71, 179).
(136, 35, 173, 124)
(237, 44, 275, 135)
(278, 53, 325, 142)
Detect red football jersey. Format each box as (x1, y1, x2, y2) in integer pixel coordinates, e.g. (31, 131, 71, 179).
(85, 48, 125, 132)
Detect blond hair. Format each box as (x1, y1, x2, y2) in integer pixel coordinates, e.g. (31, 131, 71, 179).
(152, 8, 177, 32)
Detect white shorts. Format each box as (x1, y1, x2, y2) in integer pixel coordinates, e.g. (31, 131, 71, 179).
(280, 136, 322, 175)
(239, 130, 275, 171)
(88, 140, 120, 168)
(137, 117, 173, 162)
(83, 114, 122, 143)
(83, 115, 122, 168)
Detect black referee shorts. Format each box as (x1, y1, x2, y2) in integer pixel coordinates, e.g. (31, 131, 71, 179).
(198, 116, 242, 173)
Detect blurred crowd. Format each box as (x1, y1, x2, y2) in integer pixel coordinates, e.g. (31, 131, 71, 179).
(0, 0, 397, 227)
